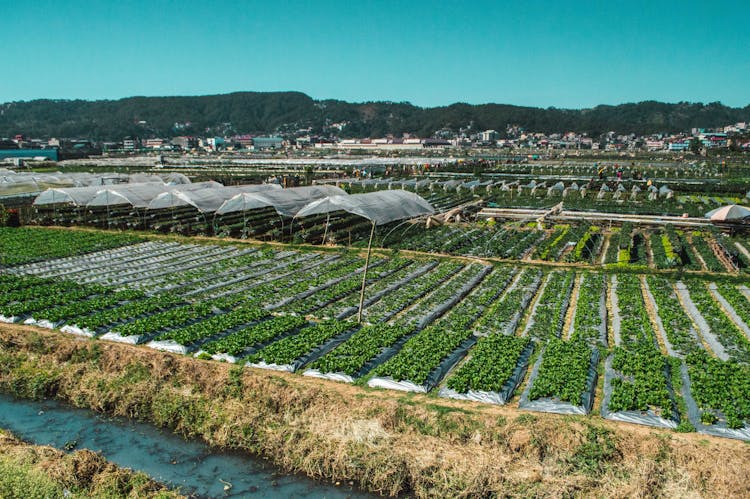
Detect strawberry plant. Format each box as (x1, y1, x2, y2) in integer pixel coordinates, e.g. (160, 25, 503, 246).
(446, 334, 530, 393)
(248, 319, 354, 366)
(202, 315, 307, 356)
(310, 324, 413, 376)
(529, 338, 593, 404)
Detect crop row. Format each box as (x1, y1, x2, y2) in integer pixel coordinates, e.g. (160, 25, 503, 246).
(473, 268, 542, 335)
(155, 304, 268, 346)
(0, 227, 141, 266)
(686, 350, 750, 429)
(202, 315, 308, 356)
(0, 283, 106, 318)
(569, 226, 601, 263)
(248, 319, 354, 366)
(614, 275, 656, 348)
(446, 334, 531, 394)
(689, 231, 725, 272)
(684, 280, 750, 363)
(313, 260, 421, 318)
(310, 323, 413, 376)
(432, 266, 517, 332)
(278, 258, 409, 316)
(363, 262, 463, 323)
(529, 338, 593, 405)
(610, 344, 674, 418)
(715, 283, 750, 337)
(610, 275, 673, 418)
(394, 264, 488, 327)
(524, 271, 575, 341)
(570, 272, 605, 345)
(0, 278, 80, 307)
(112, 302, 216, 338)
(645, 277, 700, 356)
(368, 265, 521, 386)
(41, 289, 145, 323)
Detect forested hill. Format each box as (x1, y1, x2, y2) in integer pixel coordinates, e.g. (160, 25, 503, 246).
(1, 92, 749, 140)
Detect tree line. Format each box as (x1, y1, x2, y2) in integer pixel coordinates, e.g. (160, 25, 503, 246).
(1, 92, 748, 140)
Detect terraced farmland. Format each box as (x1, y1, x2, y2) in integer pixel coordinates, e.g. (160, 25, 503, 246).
(1, 227, 749, 441)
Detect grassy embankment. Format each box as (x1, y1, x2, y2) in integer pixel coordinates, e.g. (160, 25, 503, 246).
(0, 427, 181, 498)
(0, 323, 748, 497)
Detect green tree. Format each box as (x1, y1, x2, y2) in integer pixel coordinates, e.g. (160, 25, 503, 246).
(689, 137, 702, 155)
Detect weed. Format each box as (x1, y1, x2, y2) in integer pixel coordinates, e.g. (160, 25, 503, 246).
(224, 365, 245, 399)
(569, 425, 622, 475)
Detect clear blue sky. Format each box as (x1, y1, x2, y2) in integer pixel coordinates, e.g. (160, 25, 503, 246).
(1, 0, 748, 108)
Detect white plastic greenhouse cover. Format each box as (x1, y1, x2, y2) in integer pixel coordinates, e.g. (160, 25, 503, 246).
(147, 183, 280, 213)
(216, 185, 347, 217)
(34, 185, 108, 206)
(164, 172, 191, 185)
(87, 183, 171, 208)
(3, 172, 182, 198)
(127, 173, 165, 184)
(295, 190, 434, 226)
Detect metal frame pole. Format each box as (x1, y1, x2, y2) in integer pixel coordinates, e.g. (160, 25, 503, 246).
(357, 221, 376, 323)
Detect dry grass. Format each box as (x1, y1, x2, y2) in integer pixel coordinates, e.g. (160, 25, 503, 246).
(0, 427, 181, 498)
(1, 323, 749, 498)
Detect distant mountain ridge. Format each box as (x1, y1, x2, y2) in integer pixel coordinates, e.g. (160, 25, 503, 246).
(1, 91, 748, 140)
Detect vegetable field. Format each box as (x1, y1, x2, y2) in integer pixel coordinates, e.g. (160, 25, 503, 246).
(1, 227, 749, 441)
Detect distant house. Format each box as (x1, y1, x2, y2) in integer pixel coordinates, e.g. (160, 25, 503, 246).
(171, 136, 198, 151)
(252, 137, 284, 150)
(423, 138, 451, 148)
(233, 134, 254, 149)
(480, 130, 499, 142)
(144, 138, 167, 150)
(123, 137, 140, 151)
(645, 140, 665, 151)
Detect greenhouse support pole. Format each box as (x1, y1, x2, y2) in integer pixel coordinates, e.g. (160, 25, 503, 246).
(357, 221, 376, 324)
(322, 213, 330, 245)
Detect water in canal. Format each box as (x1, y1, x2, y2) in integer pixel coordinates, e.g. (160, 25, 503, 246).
(0, 394, 368, 498)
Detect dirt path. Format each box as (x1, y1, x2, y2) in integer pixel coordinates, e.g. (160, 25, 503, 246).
(562, 273, 582, 340)
(598, 233, 611, 265)
(643, 231, 655, 269)
(640, 276, 671, 356)
(686, 233, 708, 271)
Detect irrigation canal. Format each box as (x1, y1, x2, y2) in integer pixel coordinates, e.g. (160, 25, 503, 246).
(0, 394, 369, 498)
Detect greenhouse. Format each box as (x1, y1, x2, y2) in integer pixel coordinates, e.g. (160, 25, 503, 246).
(86, 183, 174, 208)
(295, 190, 435, 226)
(1, 172, 171, 199)
(34, 185, 112, 207)
(216, 185, 347, 218)
(147, 183, 280, 213)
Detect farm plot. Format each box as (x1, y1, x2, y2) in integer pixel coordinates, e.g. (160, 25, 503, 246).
(520, 272, 606, 414)
(368, 265, 518, 392)
(604, 274, 678, 428)
(0, 227, 142, 267)
(1, 226, 748, 441)
(386, 223, 543, 260)
(359, 261, 464, 324)
(680, 280, 750, 363)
